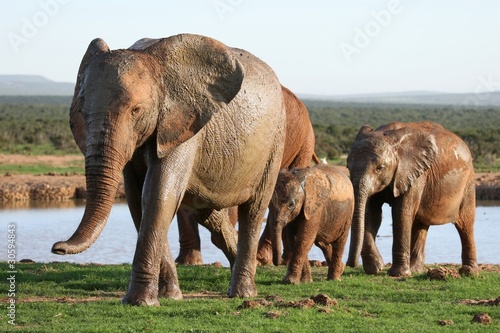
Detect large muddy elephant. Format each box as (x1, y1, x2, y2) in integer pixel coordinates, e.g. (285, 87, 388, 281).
(269, 164, 354, 284)
(51, 34, 286, 305)
(175, 85, 319, 266)
(346, 121, 478, 277)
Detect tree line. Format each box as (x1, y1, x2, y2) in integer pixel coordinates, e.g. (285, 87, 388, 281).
(0, 96, 498, 169)
(305, 100, 500, 169)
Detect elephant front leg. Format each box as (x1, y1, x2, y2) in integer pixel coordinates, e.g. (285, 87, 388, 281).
(123, 164, 183, 300)
(361, 201, 385, 274)
(123, 164, 185, 306)
(283, 225, 315, 284)
(410, 221, 429, 273)
(387, 199, 414, 277)
(158, 243, 183, 300)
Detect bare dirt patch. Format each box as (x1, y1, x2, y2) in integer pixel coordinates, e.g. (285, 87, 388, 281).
(0, 154, 84, 168)
(0, 154, 125, 202)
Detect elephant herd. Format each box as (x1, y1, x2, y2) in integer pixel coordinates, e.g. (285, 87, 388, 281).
(52, 34, 478, 306)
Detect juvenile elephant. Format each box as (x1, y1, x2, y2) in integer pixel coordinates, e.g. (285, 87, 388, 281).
(51, 34, 286, 305)
(175, 85, 319, 266)
(346, 121, 478, 277)
(269, 164, 354, 284)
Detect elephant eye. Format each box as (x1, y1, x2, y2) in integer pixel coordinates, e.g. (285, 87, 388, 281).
(376, 164, 385, 172)
(288, 200, 295, 210)
(131, 104, 143, 116)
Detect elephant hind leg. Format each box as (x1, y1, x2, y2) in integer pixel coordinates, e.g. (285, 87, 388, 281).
(455, 183, 478, 276)
(175, 206, 203, 265)
(194, 208, 238, 267)
(327, 233, 349, 280)
(410, 221, 429, 273)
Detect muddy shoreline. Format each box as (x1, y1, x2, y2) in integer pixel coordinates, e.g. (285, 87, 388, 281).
(0, 154, 499, 202)
(1, 172, 499, 203)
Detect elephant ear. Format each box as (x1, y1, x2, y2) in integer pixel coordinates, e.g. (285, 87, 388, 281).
(70, 38, 110, 154)
(354, 125, 373, 141)
(303, 168, 330, 220)
(389, 126, 438, 197)
(128, 37, 159, 50)
(145, 34, 245, 157)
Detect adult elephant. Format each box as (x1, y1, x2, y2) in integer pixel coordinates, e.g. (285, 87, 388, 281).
(346, 121, 478, 277)
(51, 34, 286, 305)
(175, 85, 319, 266)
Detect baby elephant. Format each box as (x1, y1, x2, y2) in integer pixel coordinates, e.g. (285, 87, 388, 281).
(269, 164, 354, 284)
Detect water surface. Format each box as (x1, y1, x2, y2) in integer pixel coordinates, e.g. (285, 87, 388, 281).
(1, 201, 498, 266)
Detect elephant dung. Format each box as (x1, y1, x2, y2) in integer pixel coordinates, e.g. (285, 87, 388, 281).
(437, 319, 454, 326)
(472, 313, 492, 324)
(427, 267, 460, 280)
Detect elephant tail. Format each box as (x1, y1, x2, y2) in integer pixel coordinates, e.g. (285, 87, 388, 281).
(312, 152, 325, 165)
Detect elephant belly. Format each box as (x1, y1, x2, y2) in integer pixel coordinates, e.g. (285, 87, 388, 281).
(185, 116, 284, 210)
(417, 170, 471, 225)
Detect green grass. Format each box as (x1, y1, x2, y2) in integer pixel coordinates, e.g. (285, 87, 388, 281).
(1, 262, 498, 332)
(0, 144, 74, 156)
(0, 163, 84, 175)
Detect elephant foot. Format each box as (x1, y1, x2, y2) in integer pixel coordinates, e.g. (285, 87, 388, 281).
(362, 259, 384, 275)
(175, 249, 203, 265)
(300, 275, 313, 283)
(281, 253, 291, 266)
(361, 251, 384, 274)
(158, 280, 183, 300)
(327, 266, 344, 280)
(228, 274, 257, 298)
(459, 264, 479, 277)
(282, 273, 301, 285)
(410, 262, 426, 274)
(388, 265, 412, 277)
(123, 284, 160, 306)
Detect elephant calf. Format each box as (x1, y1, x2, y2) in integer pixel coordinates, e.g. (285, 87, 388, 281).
(269, 164, 354, 284)
(346, 121, 478, 277)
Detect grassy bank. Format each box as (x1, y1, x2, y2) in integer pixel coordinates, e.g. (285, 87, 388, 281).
(1, 262, 498, 332)
(0, 161, 84, 175)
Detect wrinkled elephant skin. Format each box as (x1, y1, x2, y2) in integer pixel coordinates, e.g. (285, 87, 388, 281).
(175, 85, 319, 266)
(51, 34, 286, 305)
(346, 121, 478, 277)
(269, 164, 354, 284)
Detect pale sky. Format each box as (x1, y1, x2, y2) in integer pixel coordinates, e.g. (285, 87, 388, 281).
(1, 0, 499, 96)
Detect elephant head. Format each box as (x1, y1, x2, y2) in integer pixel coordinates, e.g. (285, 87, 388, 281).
(269, 167, 329, 266)
(52, 34, 244, 255)
(345, 122, 438, 267)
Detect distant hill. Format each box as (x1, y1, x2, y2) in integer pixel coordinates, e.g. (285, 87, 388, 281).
(2, 74, 500, 107)
(0, 75, 74, 96)
(299, 90, 500, 107)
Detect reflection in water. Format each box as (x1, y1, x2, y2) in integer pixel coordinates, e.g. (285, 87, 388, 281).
(0, 199, 128, 210)
(0, 201, 498, 266)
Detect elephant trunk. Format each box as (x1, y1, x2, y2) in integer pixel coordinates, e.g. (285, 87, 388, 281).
(271, 224, 283, 266)
(346, 186, 368, 267)
(52, 153, 124, 255)
(270, 208, 284, 266)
